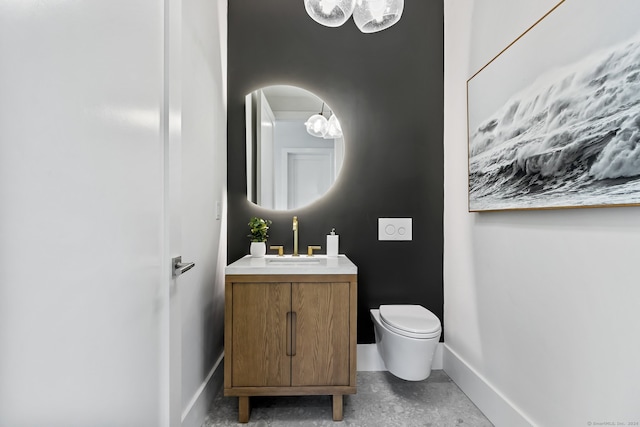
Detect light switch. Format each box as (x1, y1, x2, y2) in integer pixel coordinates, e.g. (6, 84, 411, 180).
(378, 218, 412, 241)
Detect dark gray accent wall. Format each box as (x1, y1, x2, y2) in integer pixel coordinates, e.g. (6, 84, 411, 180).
(228, 1, 444, 343)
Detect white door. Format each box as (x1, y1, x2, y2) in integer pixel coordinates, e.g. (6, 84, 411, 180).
(281, 149, 335, 210)
(257, 91, 276, 209)
(0, 1, 182, 426)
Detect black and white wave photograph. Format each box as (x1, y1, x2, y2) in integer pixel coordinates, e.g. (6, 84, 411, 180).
(467, 0, 640, 211)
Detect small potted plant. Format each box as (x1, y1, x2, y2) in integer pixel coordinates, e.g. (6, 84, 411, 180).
(247, 216, 272, 257)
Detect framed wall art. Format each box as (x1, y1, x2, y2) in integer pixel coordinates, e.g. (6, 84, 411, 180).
(467, 0, 640, 211)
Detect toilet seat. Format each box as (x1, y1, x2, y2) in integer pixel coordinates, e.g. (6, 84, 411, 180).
(379, 305, 441, 339)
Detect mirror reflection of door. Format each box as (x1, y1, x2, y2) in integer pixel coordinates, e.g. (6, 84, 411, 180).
(282, 148, 334, 210)
(257, 90, 275, 209)
(246, 85, 344, 210)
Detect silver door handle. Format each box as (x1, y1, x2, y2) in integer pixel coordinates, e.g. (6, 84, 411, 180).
(172, 256, 195, 277)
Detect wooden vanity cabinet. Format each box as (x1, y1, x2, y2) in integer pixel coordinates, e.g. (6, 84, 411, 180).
(224, 273, 357, 423)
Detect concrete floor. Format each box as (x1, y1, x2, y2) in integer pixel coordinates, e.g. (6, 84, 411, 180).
(203, 370, 493, 426)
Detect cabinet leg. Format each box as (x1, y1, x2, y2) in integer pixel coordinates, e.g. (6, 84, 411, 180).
(332, 394, 343, 421)
(238, 396, 251, 423)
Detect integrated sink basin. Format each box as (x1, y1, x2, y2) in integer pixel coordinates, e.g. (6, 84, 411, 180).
(225, 254, 357, 275)
(267, 258, 321, 265)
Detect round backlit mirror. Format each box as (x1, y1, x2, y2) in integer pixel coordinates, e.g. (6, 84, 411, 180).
(245, 85, 345, 210)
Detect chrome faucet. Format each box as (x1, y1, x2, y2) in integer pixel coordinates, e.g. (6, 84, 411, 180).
(292, 216, 299, 256)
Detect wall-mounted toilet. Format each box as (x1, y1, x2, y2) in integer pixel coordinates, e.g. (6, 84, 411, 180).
(370, 304, 441, 381)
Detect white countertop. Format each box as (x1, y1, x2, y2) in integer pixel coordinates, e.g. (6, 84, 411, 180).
(225, 254, 357, 275)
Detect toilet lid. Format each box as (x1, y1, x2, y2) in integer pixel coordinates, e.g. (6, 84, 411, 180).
(379, 305, 441, 336)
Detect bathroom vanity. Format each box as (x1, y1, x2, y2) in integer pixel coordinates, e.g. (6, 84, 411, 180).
(224, 255, 357, 423)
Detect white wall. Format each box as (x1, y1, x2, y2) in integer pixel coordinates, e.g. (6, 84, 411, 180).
(180, 0, 227, 425)
(444, 1, 640, 426)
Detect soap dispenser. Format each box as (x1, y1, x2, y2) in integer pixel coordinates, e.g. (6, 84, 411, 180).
(326, 228, 339, 257)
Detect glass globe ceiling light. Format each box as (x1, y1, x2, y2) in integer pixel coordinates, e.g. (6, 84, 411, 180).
(324, 114, 343, 139)
(353, 0, 404, 33)
(304, 0, 356, 27)
(305, 113, 329, 137)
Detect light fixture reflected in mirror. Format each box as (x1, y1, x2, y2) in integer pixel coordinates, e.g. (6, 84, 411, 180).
(305, 102, 343, 139)
(304, 0, 356, 27)
(305, 103, 329, 137)
(353, 0, 404, 33)
(305, 114, 328, 137)
(324, 114, 343, 139)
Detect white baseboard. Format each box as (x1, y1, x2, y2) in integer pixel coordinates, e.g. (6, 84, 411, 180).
(181, 351, 224, 427)
(356, 344, 386, 371)
(356, 343, 444, 371)
(443, 345, 535, 427)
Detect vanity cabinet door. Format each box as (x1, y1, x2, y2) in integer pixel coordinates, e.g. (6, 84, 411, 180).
(231, 282, 291, 387)
(292, 282, 350, 386)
